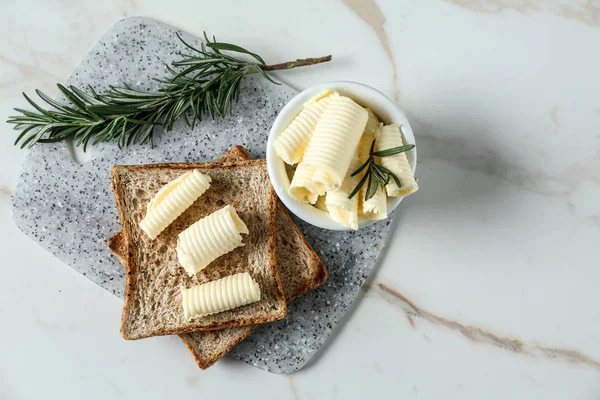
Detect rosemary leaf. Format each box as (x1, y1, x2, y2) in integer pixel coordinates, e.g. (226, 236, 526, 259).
(14, 125, 39, 145)
(206, 42, 265, 65)
(365, 172, 374, 200)
(348, 167, 370, 200)
(255, 65, 280, 85)
(351, 158, 370, 177)
(372, 144, 414, 157)
(390, 171, 402, 189)
(370, 163, 387, 184)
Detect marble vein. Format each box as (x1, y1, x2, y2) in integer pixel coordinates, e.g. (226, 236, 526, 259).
(342, 0, 399, 100)
(288, 375, 300, 400)
(550, 105, 560, 133)
(0, 52, 63, 90)
(0, 185, 12, 200)
(373, 282, 600, 370)
(446, 0, 539, 14)
(561, 0, 600, 27)
(446, 0, 600, 28)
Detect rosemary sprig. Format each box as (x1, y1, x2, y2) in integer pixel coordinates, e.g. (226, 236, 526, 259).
(348, 140, 415, 201)
(7, 33, 332, 150)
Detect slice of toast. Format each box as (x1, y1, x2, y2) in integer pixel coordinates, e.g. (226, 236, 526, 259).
(112, 159, 286, 339)
(109, 146, 327, 368)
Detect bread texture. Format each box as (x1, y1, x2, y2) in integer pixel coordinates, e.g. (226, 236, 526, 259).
(109, 146, 327, 368)
(112, 159, 286, 339)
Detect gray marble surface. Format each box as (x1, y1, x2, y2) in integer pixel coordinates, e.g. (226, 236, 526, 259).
(12, 17, 392, 374)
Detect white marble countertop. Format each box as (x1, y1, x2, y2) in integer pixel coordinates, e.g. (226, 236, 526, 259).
(1, 0, 599, 398)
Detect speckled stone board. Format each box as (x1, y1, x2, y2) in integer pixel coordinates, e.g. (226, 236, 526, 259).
(12, 17, 393, 374)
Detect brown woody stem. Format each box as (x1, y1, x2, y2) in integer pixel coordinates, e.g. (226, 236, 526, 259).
(262, 55, 332, 71)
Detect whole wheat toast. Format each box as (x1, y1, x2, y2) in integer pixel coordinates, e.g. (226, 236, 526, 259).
(112, 159, 287, 339)
(109, 146, 327, 368)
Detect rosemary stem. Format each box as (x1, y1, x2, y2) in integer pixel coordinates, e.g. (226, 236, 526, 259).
(262, 55, 332, 71)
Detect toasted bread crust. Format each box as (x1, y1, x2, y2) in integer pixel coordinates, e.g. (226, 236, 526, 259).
(111, 166, 137, 339)
(277, 208, 328, 298)
(107, 232, 125, 264)
(179, 332, 249, 369)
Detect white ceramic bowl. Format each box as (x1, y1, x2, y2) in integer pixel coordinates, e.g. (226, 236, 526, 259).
(266, 81, 417, 230)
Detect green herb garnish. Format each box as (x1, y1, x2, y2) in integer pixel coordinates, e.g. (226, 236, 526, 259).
(348, 139, 415, 201)
(7, 33, 331, 150)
